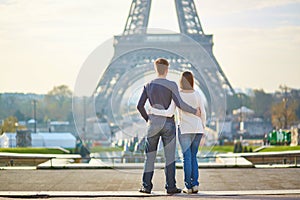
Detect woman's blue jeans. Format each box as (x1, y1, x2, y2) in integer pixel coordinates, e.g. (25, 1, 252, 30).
(178, 128, 203, 189)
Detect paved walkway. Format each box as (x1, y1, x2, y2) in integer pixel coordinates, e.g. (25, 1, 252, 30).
(0, 168, 299, 199)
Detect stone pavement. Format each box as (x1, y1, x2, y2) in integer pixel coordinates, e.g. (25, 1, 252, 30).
(0, 168, 299, 199)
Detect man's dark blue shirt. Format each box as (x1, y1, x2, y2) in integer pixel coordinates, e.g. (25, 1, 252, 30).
(137, 78, 197, 122)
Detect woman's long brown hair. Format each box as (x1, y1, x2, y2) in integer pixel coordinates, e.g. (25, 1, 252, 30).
(179, 71, 194, 90)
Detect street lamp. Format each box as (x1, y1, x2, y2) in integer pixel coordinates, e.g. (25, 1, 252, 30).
(280, 85, 290, 129)
(32, 100, 37, 133)
(237, 93, 245, 142)
(15, 122, 19, 131)
(13, 122, 19, 148)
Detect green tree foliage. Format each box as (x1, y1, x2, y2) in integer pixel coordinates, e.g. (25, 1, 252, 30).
(0, 116, 18, 134)
(0, 93, 41, 122)
(1, 85, 299, 129)
(0, 94, 3, 117)
(44, 85, 73, 121)
(271, 100, 298, 129)
(233, 142, 243, 153)
(249, 147, 253, 152)
(250, 89, 273, 119)
(271, 86, 299, 129)
(0, 85, 73, 125)
(14, 110, 25, 121)
(290, 89, 300, 120)
(296, 106, 300, 121)
(226, 93, 251, 115)
(226, 94, 240, 115)
(47, 85, 72, 105)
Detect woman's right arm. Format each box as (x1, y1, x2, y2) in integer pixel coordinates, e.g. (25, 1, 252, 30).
(148, 100, 176, 117)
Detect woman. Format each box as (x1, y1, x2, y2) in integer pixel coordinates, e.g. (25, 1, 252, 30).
(149, 71, 206, 194)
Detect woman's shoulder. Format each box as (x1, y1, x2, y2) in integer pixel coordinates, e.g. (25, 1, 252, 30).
(179, 90, 199, 95)
(192, 90, 203, 103)
(193, 90, 202, 97)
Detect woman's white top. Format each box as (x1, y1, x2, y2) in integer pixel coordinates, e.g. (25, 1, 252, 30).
(150, 90, 206, 134)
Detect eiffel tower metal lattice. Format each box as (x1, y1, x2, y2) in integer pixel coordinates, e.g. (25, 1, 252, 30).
(94, 0, 234, 121)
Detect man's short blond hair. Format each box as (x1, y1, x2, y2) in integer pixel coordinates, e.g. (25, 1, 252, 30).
(154, 58, 169, 75)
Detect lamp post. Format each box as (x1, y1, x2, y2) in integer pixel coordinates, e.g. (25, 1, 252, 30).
(14, 122, 19, 148)
(32, 100, 37, 133)
(237, 93, 244, 142)
(280, 85, 289, 129)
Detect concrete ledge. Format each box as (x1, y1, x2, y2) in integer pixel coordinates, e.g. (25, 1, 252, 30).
(0, 190, 300, 198)
(216, 156, 253, 168)
(0, 152, 81, 159)
(255, 164, 298, 168)
(36, 158, 255, 169)
(0, 166, 36, 170)
(37, 159, 166, 169)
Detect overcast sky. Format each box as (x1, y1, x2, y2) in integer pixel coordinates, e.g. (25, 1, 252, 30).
(0, 0, 300, 94)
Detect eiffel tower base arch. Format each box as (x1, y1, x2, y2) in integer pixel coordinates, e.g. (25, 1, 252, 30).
(73, 31, 227, 143)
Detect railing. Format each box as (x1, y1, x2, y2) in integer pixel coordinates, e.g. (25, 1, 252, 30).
(91, 153, 300, 168)
(1, 152, 300, 168)
(91, 155, 225, 167)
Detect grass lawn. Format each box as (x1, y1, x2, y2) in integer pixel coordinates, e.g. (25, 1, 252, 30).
(259, 146, 300, 152)
(200, 145, 257, 153)
(199, 145, 300, 153)
(200, 145, 234, 153)
(0, 147, 70, 154)
(5, 146, 298, 154)
(89, 146, 123, 153)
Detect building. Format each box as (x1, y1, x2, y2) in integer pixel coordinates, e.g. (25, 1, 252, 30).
(0, 132, 76, 148)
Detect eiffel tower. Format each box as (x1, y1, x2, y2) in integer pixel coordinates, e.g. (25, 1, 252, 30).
(94, 0, 234, 122)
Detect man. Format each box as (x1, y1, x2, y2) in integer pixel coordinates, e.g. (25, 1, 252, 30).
(137, 58, 201, 194)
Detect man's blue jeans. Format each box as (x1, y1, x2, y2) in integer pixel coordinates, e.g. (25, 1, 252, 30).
(178, 128, 203, 189)
(142, 117, 177, 191)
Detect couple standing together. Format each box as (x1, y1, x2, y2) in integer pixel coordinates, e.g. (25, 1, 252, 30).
(137, 58, 206, 194)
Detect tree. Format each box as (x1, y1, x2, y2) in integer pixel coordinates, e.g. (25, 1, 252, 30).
(251, 89, 273, 120)
(14, 110, 25, 121)
(226, 93, 251, 116)
(47, 85, 72, 106)
(233, 141, 243, 153)
(44, 85, 73, 121)
(249, 147, 253, 152)
(271, 85, 299, 129)
(296, 106, 300, 121)
(0, 116, 18, 134)
(271, 100, 298, 129)
(290, 89, 300, 120)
